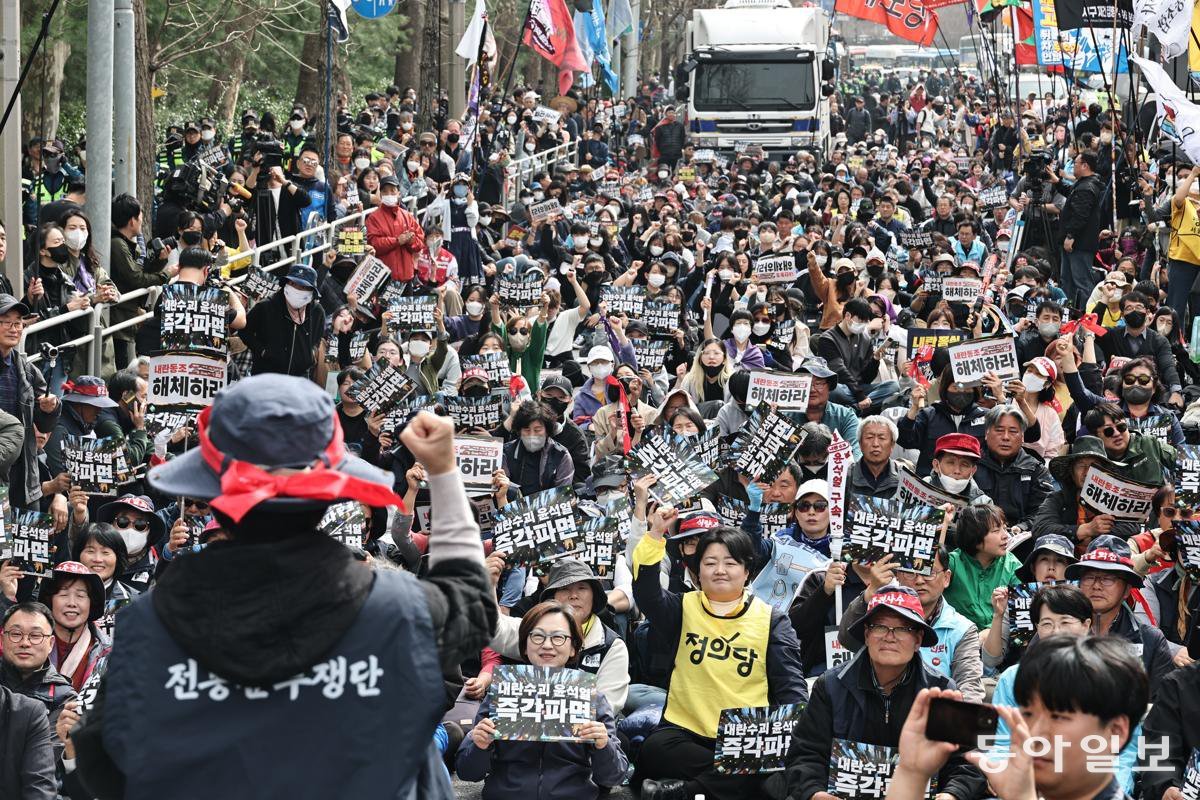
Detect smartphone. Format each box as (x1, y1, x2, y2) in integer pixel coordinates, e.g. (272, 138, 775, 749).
(925, 697, 999, 750)
(1158, 528, 1177, 556)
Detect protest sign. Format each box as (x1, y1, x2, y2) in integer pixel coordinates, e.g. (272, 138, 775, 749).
(532, 105, 561, 124)
(454, 435, 504, 494)
(753, 254, 799, 284)
(3, 510, 55, 576)
(746, 370, 811, 410)
(601, 285, 646, 317)
(900, 230, 933, 248)
(325, 330, 370, 365)
(843, 496, 945, 575)
(677, 165, 696, 182)
(629, 429, 718, 506)
(643, 299, 681, 335)
(751, 535, 832, 612)
(717, 497, 791, 537)
(64, 436, 132, 496)
(489, 665, 597, 742)
(379, 393, 437, 439)
(76, 661, 105, 712)
(1005, 581, 1080, 647)
(947, 335, 1020, 386)
(461, 352, 512, 388)
(978, 184, 1009, 210)
(440, 392, 506, 430)
(905, 329, 970, 361)
(1182, 750, 1200, 800)
(529, 199, 564, 223)
(827, 433, 854, 546)
(825, 627, 854, 671)
(715, 705, 805, 774)
(148, 354, 227, 407)
(691, 424, 724, 470)
(893, 464, 968, 509)
(346, 363, 415, 415)
(577, 514, 626, 578)
(632, 338, 671, 373)
(1080, 465, 1157, 521)
(343, 255, 390, 301)
(941, 277, 985, 304)
(693, 148, 717, 163)
(635, 186, 653, 204)
(596, 180, 621, 197)
(198, 145, 228, 170)
(159, 284, 229, 355)
(1129, 413, 1175, 441)
(830, 740, 935, 800)
(336, 226, 367, 256)
(144, 407, 199, 439)
(387, 294, 438, 332)
(732, 404, 806, 483)
(491, 487, 580, 566)
(496, 272, 547, 307)
(1172, 520, 1200, 582)
(318, 501, 367, 550)
(240, 267, 280, 301)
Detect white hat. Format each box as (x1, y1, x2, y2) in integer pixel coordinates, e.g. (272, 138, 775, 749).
(866, 248, 886, 264)
(586, 345, 615, 364)
(795, 479, 829, 502)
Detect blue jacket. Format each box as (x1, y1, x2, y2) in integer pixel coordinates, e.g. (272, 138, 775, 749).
(818, 402, 862, 458)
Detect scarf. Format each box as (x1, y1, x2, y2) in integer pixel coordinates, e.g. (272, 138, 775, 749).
(54, 627, 92, 691)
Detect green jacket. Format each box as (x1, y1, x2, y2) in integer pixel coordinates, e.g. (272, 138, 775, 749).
(491, 319, 548, 392)
(1112, 433, 1175, 487)
(108, 231, 169, 342)
(944, 550, 1022, 630)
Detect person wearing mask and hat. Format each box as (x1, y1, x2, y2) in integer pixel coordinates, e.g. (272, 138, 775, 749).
(488, 287, 551, 391)
(43, 375, 124, 478)
(502, 400, 574, 495)
(93, 494, 167, 591)
(367, 174, 426, 284)
(424, 173, 483, 284)
(240, 264, 326, 380)
(924, 433, 992, 512)
(1031, 435, 1143, 544)
(818, 297, 898, 414)
(571, 346, 620, 431)
(532, 374, 591, 484)
(591, 367, 660, 461)
(280, 110, 313, 172)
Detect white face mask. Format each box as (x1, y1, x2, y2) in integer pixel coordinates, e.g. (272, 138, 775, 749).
(852, 256, 867, 270)
(1023, 373, 1047, 393)
(814, 255, 828, 268)
(533, 190, 545, 201)
(752, 321, 771, 336)
(290, 120, 305, 132)
(406, 160, 419, 173)
(849, 321, 868, 335)
(118, 527, 148, 554)
(590, 363, 613, 380)
(525, 142, 537, 153)
(381, 194, 399, 207)
(939, 474, 971, 494)
(408, 339, 430, 358)
(719, 269, 735, 282)
(201, 129, 215, 142)
(507, 114, 517, 124)
(521, 434, 547, 452)
(589, 237, 602, 247)
(597, 490, 625, 507)
(731, 323, 752, 342)
(355, 157, 370, 170)
(283, 284, 313, 309)
(759, 232, 775, 247)
(64, 229, 88, 252)
(658, 171, 668, 179)
(649, 245, 664, 257)
(465, 301, 484, 317)
(648, 273, 666, 288)
(480, 216, 492, 226)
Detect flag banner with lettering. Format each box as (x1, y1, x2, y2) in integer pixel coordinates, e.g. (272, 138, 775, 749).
(644, 299, 681, 336)
(746, 370, 812, 410)
(491, 486, 580, 566)
(346, 363, 416, 416)
(1133, 55, 1200, 165)
(718, 497, 793, 538)
(978, 184, 1009, 210)
(940, 277, 984, 303)
(496, 272, 547, 308)
(731, 404, 806, 483)
(947, 335, 1020, 386)
(325, 331, 370, 365)
(2, 510, 55, 576)
(144, 407, 200, 440)
(489, 665, 597, 742)
(76, 660, 105, 712)
(1080, 465, 1157, 522)
(1055, 0, 1133, 30)
(829, 740, 936, 800)
(64, 436, 132, 496)
(843, 496, 945, 575)
(148, 354, 227, 408)
(1172, 520, 1200, 581)
(629, 429, 719, 506)
(241, 267, 280, 301)
(1181, 750, 1200, 800)
(454, 435, 504, 494)
(827, 433, 854, 546)
(632, 338, 671, 373)
(386, 294, 438, 334)
(529, 198, 565, 223)
(318, 501, 367, 550)
(1129, 413, 1175, 441)
(440, 391, 507, 430)
(159, 284, 229, 356)
(826, 627, 854, 671)
(343, 255, 390, 301)
(577, 512, 627, 578)
(753, 254, 800, 284)
(893, 464, 968, 509)
(461, 352, 513, 388)
(900, 230, 934, 248)
(715, 705, 806, 774)
(601, 285, 647, 317)
(751, 535, 832, 612)
(336, 226, 366, 257)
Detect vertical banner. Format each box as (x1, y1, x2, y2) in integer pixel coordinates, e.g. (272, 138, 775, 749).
(827, 432, 854, 547)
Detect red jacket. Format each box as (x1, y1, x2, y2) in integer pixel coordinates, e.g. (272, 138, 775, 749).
(366, 204, 425, 281)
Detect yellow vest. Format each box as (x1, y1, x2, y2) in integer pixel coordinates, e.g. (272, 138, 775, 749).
(665, 591, 771, 738)
(1170, 199, 1200, 266)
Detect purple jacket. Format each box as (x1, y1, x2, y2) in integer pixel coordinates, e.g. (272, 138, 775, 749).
(724, 338, 766, 370)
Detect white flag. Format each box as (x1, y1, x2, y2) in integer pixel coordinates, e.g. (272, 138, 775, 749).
(455, 0, 497, 66)
(1132, 55, 1200, 163)
(1132, 0, 1195, 59)
(609, 0, 634, 38)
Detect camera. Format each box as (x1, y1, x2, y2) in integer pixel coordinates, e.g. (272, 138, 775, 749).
(149, 236, 177, 255)
(247, 133, 285, 169)
(40, 342, 59, 367)
(1023, 148, 1053, 190)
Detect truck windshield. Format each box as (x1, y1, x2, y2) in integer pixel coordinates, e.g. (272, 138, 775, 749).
(693, 61, 816, 112)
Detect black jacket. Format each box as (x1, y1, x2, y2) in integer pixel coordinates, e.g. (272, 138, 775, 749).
(1060, 173, 1106, 252)
(0, 684, 55, 800)
(816, 326, 879, 402)
(789, 568, 868, 675)
(972, 445, 1053, 531)
(1141, 662, 1200, 800)
(652, 121, 686, 160)
(1096, 326, 1182, 394)
(897, 402, 987, 475)
(845, 107, 873, 142)
(238, 291, 326, 378)
(1030, 487, 1142, 543)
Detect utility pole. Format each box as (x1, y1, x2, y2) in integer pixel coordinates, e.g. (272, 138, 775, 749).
(622, 0, 640, 99)
(0, 0, 22, 290)
(449, 0, 466, 117)
(113, 0, 136, 199)
(86, 0, 114, 274)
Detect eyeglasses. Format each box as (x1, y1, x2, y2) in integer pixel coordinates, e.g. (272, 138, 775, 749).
(185, 499, 209, 510)
(1100, 422, 1128, 437)
(1122, 375, 1152, 387)
(3, 630, 48, 645)
(0, 320, 24, 330)
(865, 623, 921, 640)
(527, 630, 571, 647)
(1079, 572, 1124, 587)
(114, 515, 151, 532)
(795, 501, 829, 512)
(1036, 618, 1085, 634)
(299, 157, 319, 166)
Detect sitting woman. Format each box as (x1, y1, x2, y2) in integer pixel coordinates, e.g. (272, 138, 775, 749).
(943, 504, 1022, 631)
(455, 601, 628, 800)
(631, 505, 806, 799)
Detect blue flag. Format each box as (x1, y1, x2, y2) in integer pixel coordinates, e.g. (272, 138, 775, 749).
(582, 1, 619, 95)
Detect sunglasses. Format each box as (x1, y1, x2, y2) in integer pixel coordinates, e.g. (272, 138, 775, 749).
(1122, 375, 1152, 387)
(1100, 422, 1129, 437)
(510, 327, 530, 335)
(1160, 506, 1193, 520)
(185, 499, 210, 510)
(795, 500, 829, 512)
(114, 515, 150, 531)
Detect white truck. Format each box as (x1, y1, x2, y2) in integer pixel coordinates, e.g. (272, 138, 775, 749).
(673, 0, 834, 157)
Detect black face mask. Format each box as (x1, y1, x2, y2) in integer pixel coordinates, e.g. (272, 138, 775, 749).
(1123, 310, 1146, 329)
(867, 264, 884, 278)
(1123, 385, 1153, 405)
(181, 230, 204, 247)
(702, 362, 724, 378)
(836, 272, 856, 289)
(542, 396, 569, 417)
(944, 390, 973, 412)
(47, 244, 70, 264)
(462, 383, 490, 398)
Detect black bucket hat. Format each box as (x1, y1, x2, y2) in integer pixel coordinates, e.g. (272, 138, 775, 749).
(1016, 533, 1077, 583)
(539, 558, 607, 618)
(1048, 436, 1126, 487)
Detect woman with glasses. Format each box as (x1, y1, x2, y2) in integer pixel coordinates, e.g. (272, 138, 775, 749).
(1077, 401, 1176, 485)
(455, 600, 628, 800)
(94, 495, 166, 592)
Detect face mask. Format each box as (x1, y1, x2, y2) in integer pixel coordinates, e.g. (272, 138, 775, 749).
(525, 142, 537, 153)
(658, 171, 668, 179)
(201, 129, 215, 142)
(408, 339, 430, 358)
(283, 285, 313, 309)
(814, 255, 828, 268)
(521, 434, 547, 452)
(590, 363, 613, 380)
(589, 237, 602, 248)
(533, 190, 545, 201)
(1157, 319, 1173, 336)
(718, 269, 735, 282)
(648, 273, 666, 288)
(64, 229, 88, 252)
(507, 114, 517, 124)
(852, 256, 866, 270)
(354, 157, 370, 170)
(752, 321, 771, 336)
(1022, 373, 1047, 393)
(759, 233, 775, 247)
(1124, 385, 1153, 405)
(465, 301, 484, 316)
(118, 527, 148, 554)
(1123, 310, 1146, 329)
(543, 396, 569, 418)
(402, 122, 414, 130)
(573, 239, 589, 253)
(428, 238, 442, 252)
(520, 196, 533, 205)
(997, 239, 1010, 252)
(480, 216, 492, 226)
(1038, 322, 1060, 339)
(47, 244, 70, 264)
(649, 245, 664, 257)
(453, 184, 468, 198)
(44, 155, 62, 171)
(509, 332, 530, 350)
(702, 362, 724, 378)
(381, 194, 399, 207)
(731, 324, 752, 342)
(406, 160, 419, 173)
(848, 321, 868, 335)
(939, 474, 970, 494)
(597, 490, 625, 507)
(290, 120, 305, 132)
(867, 263, 884, 277)
(944, 391, 973, 412)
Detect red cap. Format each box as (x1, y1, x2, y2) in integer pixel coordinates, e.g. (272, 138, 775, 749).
(461, 367, 490, 385)
(934, 433, 981, 459)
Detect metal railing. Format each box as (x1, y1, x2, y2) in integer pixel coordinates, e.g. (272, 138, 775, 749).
(20, 207, 377, 376)
(502, 140, 580, 210)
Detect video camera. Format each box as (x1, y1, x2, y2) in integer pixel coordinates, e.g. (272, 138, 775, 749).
(163, 161, 230, 214)
(1022, 148, 1053, 192)
(245, 133, 285, 169)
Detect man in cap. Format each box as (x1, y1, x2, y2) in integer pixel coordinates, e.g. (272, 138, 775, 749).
(366, 174, 425, 283)
(240, 264, 326, 380)
(0, 294, 59, 509)
(43, 375, 124, 492)
(73, 377, 495, 799)
(928, 433, 991, 506)
(537, 373, 590, 483)
(796, 357, 861, 457)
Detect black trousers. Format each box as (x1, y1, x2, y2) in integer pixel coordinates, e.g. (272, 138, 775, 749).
(635, 724, 762, 800)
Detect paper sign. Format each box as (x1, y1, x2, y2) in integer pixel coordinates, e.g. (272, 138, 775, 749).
(1174, 520, 1200, 582)
(3, 510, 55, 575)
(904, 328, 969, 360)
(63, 436, 132, 496)
(717, 497, 792, 537)
(1175, 444, 1200, 506)
(843, 496, 945, 575)
(601, 285, 646, 317)
(337, 227, 367, 256)
(148, 353, 227, 407)
(240, 267, 280, 301)
(900, 230, 933, 248)
(1128, 413, 1174, 441)
(491, 487, 580, 566)
(325, 330, 370, 364)
(947, 335, 1020, 386)
(489, 665, 596, 742)
(454, 435, 503, 494)
(829, 740, 935, 800)
(319, 501, 367, 550)
(440, 392, 506, 430)
(344, 255, 390, 300)
(496, 272, 547, 307)
(978, 184, 1009, 210)
(893, 464, 968, 509)
(746, 371, 812, 410)
(629, 429, 718, 506)
(632, 338, 671, 373)
(753, 254, 799, 284)
(751, 535, 832, 612)
(387, 294, 437, 332)
(461, 352, 512, 388)
(825, 627, 854, 671)
(576, 511, 627, 578)
(731, 404, 806, 483)
(1079, 465, 1157, 521)
(941, 277, 984, 303)
(346, 363, 416, 415)
(529, 199, 564, 223)
(827, 433, 854, 547)
(159, 284, 229, 356)
(644, 299, 681, 335)
(532, 105, 561, 124)
(715, 705, 805, 774)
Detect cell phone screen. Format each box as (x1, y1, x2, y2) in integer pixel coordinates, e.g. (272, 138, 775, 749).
(926, 697, 999, 750)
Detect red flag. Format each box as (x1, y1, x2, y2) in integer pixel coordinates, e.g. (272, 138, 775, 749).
(835, 0, 939, 45)
(523, 0, 587, 94)
(1014, 6, 1038, 65)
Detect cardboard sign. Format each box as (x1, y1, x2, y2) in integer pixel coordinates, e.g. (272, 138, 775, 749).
(1128, 413, 1174, 441)
(318, 501, 367, 550)
(601, 285, 646, 317)
(1080, 465, 1157, 522)
(346, 363, 415, 415)
(830, 740, 934, 800)
(496, 272, 547, 307)
(379, 393, 437, 439)
(693, 149, 717, 163)
(732, 404, 806, 483)
(947, 335, 1020, 386)
(387, 294, 437, 332)
(941, 277, 984, 303)
(632, 338, 671, 373)
(491, 487, 580, 566)
(76, 661, 105, 712)
(978, 184, 1009, 210)
(746, 371, 812, 410)
(489, 665, 597, 742)
(900, 230, 933, 249)
(577, 513, 626, 578)
(2, 510, 55, 576)
(532, 105, 561, 124)
(148, 353, 227, 407)
(827, 433, 854, 547)
(529, 199, 564, 223)
(454, 435, 503, 494)
(629, 429, 718, 506)
(197, 145, 228, 170)
(337, 227, 367, 256)
(893, 464, 968, 510)
(461, 352, 512, 388)
(843, 496, 945, 575)
(825, 627, 854, 671)
(240, 267, 280, 301)
(325, 330, 370, 364)
(904, 328, 969, 360)
(440, 392, 506, 430)
(344, 255, 390, 300)
(644, 299, 681, 335)
(753, 254, 799, 284)
(751, 535, 831, 612)
(63, 436, 132, 496)
(596, 180, 621, 197)
(159, 284, 229, 355)
(715, 705, 805, 774)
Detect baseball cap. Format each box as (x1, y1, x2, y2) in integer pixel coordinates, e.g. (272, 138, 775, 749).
(934, 433, 981, 459)
(1065, 535, 1143, 588)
